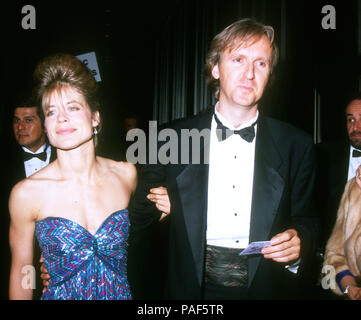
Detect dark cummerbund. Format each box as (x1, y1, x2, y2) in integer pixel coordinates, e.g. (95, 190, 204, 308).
(205, 244, 248, 288)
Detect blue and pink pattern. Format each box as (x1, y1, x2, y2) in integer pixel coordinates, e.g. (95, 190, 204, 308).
(35, 209, 132, 300)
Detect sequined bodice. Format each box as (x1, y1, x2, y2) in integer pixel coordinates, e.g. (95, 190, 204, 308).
(35, 209, 131, 300)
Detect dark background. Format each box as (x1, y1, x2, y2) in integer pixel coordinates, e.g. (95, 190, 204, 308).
(1, 0, 178, 157)
(0, 0, 360, 300)
(1, 0, 360, 155)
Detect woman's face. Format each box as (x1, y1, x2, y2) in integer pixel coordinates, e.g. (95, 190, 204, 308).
(43, 85, 99, 151)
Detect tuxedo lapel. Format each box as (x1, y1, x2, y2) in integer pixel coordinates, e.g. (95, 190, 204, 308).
(16, 147, 26, 181)
(175, 108, 213, 287)
(341, 143, 350, 185)
(247, 115, 285, 286)
(176, 163, 208, 286)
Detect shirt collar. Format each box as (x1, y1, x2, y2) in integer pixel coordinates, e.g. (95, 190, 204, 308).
(22, 143, 48, 154)
(214, 102, 259, 131)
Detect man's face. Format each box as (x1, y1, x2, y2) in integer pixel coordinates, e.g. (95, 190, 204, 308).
(212, 35, 272, 110)
(346, 99, 361, 149)
(13, 107, 45, 152)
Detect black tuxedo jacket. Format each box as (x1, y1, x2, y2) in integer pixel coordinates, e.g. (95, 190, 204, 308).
(130, 107, 318, 299)
(316, 140, 350, 249)
(6, 145, 57, 187)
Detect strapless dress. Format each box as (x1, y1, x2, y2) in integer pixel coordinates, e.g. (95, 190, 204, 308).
(35, 209, 132, 300)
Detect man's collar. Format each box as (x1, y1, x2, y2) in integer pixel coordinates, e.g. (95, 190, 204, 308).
(214, 102, 259, 130)
(22, 143, 48, 154)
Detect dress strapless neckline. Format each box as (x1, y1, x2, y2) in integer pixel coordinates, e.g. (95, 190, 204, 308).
(36, 209, 127, 237)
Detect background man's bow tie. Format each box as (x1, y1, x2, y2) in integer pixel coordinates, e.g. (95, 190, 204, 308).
(23, 150, 47, 162)
(352, 149, 361, 158)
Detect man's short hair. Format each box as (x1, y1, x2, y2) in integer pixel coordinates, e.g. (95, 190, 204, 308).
(12, 91, 44, 125)
(205, 18, 279, 99)
(344, 92, 361, 111)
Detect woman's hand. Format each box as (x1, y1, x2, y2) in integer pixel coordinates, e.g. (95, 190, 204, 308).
(346, 285, 361, 300)
(147, 186, 170, 221)
(341, 275, 361, 300)
(356, 165, 361, 189)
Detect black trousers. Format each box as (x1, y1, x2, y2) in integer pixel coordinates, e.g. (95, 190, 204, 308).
(203, 282, 249, 300)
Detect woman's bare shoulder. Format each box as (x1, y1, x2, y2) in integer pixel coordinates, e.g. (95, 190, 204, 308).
(9, 178, 41, 222)
(97, 157, 137, 190)
(119, 160, 137, 177)
(97, 156, 136, 174)
(10, 177, 40, 201)
(9, 163, 59, 218)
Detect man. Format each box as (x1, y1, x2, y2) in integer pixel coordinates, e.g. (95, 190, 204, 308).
(11, 98, 56, 182)
(1, 96, 56, 299)
(316, 93, 361, 251)
(131, 18, 318, 299)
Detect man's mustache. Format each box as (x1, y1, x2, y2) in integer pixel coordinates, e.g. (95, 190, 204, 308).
(350, 131, 361, 138)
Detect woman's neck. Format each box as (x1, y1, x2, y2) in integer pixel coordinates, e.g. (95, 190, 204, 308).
(55, 142, 98, 182)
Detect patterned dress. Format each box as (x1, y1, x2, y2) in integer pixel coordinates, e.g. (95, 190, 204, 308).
(35, 209, 132, 300)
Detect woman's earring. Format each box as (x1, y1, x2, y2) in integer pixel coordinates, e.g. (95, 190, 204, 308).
(93, 127, 98, 135)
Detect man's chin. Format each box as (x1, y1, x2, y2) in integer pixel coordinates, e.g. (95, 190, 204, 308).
(18, 140, 29, 146)
(351, 141, 361, 150)
(234, 97, 258, 109)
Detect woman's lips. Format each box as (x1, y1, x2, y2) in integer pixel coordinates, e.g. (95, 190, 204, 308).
(56, 128, 76, 135)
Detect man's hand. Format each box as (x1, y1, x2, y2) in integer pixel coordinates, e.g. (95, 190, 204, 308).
(147, 186, 171, 220)
(39, 256, 50, 290)
(261, 229, 300, 263)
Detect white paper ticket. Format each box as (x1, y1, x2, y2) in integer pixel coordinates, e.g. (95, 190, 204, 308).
(239, 241, 271, 256)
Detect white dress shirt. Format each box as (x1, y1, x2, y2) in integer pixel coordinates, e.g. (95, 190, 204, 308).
(23, 143, 51, 177)
(206, 106, 258, 249)
(206, 106, 300, 273)
(348, 146, 361, 181)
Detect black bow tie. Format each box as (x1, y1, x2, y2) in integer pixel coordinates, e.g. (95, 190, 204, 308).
(23, 150, 47, 162)
(352, 149, 361, 158)
(214, 113, 257, 143)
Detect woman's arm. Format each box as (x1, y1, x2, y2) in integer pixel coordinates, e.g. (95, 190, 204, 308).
(8, 182, 36, 300)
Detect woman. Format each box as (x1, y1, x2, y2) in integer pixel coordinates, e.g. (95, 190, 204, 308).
(323, 175, 361, 300)
(9, 53, 170, 300)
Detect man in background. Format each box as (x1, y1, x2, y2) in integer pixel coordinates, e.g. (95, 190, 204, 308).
(11, 97, 56, 181)
(317, 92, 361, 250)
